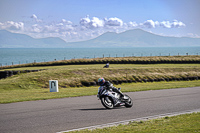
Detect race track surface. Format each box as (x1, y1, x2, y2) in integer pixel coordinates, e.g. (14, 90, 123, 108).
(0, 87, 200, 133)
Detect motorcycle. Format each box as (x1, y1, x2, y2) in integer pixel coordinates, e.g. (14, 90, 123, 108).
(97, 86, 133, 109)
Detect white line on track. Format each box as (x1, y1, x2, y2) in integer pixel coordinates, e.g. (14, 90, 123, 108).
(57, 108, 200, 133)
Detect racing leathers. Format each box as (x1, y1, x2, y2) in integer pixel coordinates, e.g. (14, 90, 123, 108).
(97, 81, 124, 98)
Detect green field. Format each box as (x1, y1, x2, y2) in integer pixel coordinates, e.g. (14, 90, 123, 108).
(1, 57, 199, 133)
(71, 112, 200, 133)
(1, 55, 200, 69)
(0, 63, 200, 103)
(1, 64, 200, 88)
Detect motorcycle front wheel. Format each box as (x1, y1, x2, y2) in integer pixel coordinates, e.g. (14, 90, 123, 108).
(124, 95, 133, 108)
(101, 96, 114, 109)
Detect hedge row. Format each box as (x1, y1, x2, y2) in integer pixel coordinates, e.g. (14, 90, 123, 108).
(0, 69, 45, 79)
(69, 76, 200, 87)
(1, 56, 200, 69)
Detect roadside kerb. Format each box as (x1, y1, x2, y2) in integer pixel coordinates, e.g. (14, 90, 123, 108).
(57, 108, 200, 133)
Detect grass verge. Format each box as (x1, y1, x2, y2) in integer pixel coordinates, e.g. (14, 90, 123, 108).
(0, 80, 200, 103)
(1, 55, 200, 69)
(1, 64, 200, 89)
(72, 112, 200, 133)
(0, 63, 200, 103)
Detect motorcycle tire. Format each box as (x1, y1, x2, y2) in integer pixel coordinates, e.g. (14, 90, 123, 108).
(124, 95, 133, 108)
(101, 96, 114, 109)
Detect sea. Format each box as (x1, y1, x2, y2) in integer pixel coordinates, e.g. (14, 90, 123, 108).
(0, 47, 200, 66)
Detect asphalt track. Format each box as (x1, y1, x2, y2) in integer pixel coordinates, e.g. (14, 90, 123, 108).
(0, 87, 200, 133)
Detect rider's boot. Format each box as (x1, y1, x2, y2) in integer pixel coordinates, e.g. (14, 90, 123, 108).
(114, 100, 121, 106)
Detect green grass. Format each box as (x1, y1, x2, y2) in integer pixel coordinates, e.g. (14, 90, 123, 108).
(0, 63, 200, 103)
(0, 80, 200, 103)
(72, 112, 200, 133)
(1, 60, 199, 133)
(1, 55, 200, 69)
(1, 63, 200, 71)
(1, 64, 200, 89)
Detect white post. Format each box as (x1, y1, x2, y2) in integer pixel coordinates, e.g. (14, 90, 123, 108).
(49, 80, 59, 92)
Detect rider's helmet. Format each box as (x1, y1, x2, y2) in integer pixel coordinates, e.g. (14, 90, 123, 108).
(98, 78, 105, 86)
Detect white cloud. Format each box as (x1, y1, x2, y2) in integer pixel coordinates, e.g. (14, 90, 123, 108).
(80, 15, 104, 29)
(104, 17, 123, 27)
(160, 21, 171, 28)
(140, 20, 160, 28)
(61, 19, 73, 25)
(141, 20, 156, 28)
(31, 24, 42, 33)
(43, 25, 56, 33)
(29, 18, 74, 34)
(80, 15, 91, 27)
(80, 16, 124, 29)
(127, 21, 138, 27)
(31, 14, 42, 22)
(143, 20, 186, 28)
(0, 14, 189, 42)
(31, 14, 37, 19)
(171, 20, 186, 28)
(0, 21, 24, 31)
(90, 17, 104, 28)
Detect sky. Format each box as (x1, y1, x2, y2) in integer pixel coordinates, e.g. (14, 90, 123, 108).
(0, 0, 200, 42)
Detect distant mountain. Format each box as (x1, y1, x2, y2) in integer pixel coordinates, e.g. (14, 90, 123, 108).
(0, 30, 67, 48)
(67, 29, 200, 47)
(0, 29, 200, 48)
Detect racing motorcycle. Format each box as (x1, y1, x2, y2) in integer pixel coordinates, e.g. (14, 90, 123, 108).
(97, 86, 133, 109)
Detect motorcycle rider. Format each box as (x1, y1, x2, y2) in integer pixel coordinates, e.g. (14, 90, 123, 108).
(97, 77, 125, 99)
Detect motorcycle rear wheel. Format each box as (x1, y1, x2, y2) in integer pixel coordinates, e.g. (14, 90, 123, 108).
(101, 96, 114, 109)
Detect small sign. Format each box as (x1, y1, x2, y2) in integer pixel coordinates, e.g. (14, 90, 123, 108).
(49, 80, 59, 92)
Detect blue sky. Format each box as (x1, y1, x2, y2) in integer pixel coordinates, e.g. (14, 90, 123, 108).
(0, 0, 199, 42)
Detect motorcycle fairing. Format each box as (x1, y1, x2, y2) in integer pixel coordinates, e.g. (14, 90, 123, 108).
(98, 86, 120, 105)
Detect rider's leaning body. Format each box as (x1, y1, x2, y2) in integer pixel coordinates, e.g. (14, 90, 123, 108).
(97, 78, 124, 98)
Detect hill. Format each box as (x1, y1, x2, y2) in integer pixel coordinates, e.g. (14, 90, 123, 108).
(0, 29, 200, 48)
(68, 29, 200, 47)
(0, 30, 67, 48)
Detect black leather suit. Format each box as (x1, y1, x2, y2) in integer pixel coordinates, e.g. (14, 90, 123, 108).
(102, 81, 123, 96)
